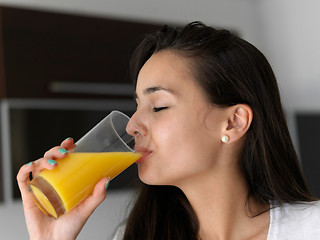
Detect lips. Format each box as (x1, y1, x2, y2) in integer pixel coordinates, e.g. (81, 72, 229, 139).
(135, 147, 152, 164)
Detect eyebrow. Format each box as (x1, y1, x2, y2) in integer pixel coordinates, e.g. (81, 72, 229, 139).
(134, 86, 175, 99)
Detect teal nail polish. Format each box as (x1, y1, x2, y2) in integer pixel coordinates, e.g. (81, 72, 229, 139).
(105, 179, 111, 190)
(27, 162, 33, 166)
(65, 137, 73, 141)
(48, 159, 57, 165)
(59, 148, 68, 154)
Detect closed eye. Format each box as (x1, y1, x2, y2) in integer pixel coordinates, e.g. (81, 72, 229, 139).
(153, 107, 168, 112)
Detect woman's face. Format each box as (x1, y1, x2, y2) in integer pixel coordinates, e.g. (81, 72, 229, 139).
(128, 50, 227, 187)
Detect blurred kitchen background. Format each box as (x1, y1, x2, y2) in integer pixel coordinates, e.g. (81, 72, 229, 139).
(0, 0, 319, 239)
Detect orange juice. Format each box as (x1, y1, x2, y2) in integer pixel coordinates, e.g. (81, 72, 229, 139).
(28, 152, 141, 218)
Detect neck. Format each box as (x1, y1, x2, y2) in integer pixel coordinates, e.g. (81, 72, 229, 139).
(177, 160, 270, 240)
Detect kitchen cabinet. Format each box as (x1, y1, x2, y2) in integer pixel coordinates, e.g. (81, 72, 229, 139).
(0, 6, 161, 99)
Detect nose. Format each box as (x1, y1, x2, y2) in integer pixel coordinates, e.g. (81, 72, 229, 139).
(126, 112, 146, 152)
(126, 111, 146, 139)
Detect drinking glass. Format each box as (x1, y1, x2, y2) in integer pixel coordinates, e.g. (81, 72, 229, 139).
(28, 111, 142, 218)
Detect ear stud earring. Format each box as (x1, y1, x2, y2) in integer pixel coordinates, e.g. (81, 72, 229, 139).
(221, 135, 230, 143)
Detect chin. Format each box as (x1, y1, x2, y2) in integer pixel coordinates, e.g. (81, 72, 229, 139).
(138, 171, 177, 187)
(138, 169, 161, 186)
(138, 174, 159, 186)
(137, 162, 182, 186)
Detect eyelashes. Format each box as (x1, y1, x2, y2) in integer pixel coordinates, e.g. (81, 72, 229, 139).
(134, 104, 169, 113)
(153, 107, 168, 112)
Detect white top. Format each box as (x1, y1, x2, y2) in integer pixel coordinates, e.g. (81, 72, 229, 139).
(112, 201, 320, 240)
(268, 201, 320, 239)
(112, 225, 125, 240)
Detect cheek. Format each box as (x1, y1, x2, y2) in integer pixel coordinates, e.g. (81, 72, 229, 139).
(141, 113, 221, 186)
(152, 116, 189, 151)
(153, 116, 216, 170)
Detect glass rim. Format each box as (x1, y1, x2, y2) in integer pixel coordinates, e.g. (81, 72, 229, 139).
(109, 110, 143, 153)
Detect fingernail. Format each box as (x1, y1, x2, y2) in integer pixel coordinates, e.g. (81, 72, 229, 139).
(65, 137, 73, 141)
(27, 161, 33, 166)
(48, 159, 57, 165)
(58, 148, 68, 154)
(105, 178, 111, 190)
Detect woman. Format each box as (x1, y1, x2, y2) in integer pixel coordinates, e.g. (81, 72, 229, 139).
(17, 22, 319, 240)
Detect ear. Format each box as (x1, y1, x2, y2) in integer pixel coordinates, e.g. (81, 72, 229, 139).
(222, 104, 253, 143)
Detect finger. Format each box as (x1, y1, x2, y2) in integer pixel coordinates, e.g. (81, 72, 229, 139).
(17, 162, 37, 207)
(76, 177, 109, 219)
(43, 146, 69, 160)
(17, 158, 59, 195)
(31, 157, 59, 178)
(61, 137, 76, 151)
(17, 162, 33, 192)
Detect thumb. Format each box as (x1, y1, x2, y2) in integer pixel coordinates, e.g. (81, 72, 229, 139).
(76, 177, 110, 219)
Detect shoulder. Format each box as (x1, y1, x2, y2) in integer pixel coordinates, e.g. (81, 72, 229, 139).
(275, 200, 320, 220)
(268, 201, 320, 239)
(275, 200, 320, 212)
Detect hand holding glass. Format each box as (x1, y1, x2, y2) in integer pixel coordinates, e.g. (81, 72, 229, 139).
(28, 111, 142, 218)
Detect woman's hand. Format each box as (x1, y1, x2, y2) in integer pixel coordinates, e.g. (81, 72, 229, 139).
(17, 138, 109, 240)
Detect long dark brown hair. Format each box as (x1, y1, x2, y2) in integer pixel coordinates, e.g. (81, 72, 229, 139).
(123, 21, 314, 240)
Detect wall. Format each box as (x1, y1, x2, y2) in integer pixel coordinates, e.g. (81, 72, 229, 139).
(256, 0, 320, 112)
(0, 0, 320, 239)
